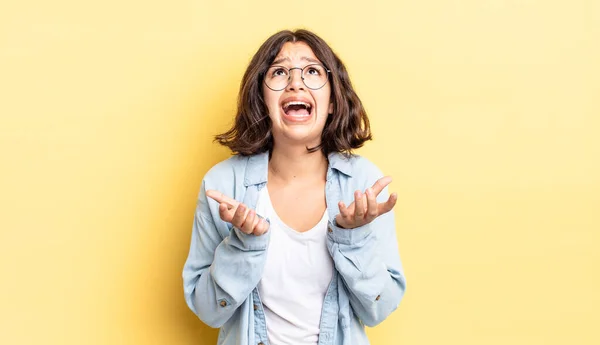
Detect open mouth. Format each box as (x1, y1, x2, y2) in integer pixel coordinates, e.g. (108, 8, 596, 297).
(282, 101, 313, 117)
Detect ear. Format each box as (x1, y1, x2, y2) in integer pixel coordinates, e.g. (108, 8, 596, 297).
(328, 101, 334, 114)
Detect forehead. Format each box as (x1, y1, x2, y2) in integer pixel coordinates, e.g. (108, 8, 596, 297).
(272, 41, 321, 65)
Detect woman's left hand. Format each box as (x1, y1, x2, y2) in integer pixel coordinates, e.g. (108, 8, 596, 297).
(335, 176, 397, 229)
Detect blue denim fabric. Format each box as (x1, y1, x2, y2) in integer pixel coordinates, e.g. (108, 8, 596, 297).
(182, 151, 406, 345)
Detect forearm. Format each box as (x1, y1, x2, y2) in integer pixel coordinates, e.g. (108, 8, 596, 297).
(183, 215, 270, 328)
(327, 214, 406, 326)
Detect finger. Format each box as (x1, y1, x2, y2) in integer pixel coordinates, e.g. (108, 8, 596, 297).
(220, 201, 235, 212)
(206, 190, 239, 208)
(250, 213, 261, 230)
(339, 200, 356, 221)
(377, 192, 398, 215)
(218, 203, 234, 222)
(360, 192, 368, 216)
(354, 190, 365, 220)
(241, 209, 256, 234)
(370, 176, 393, 196)
(338, 201, 349, 218)
(365, 187, 378, 222)
(336, 202, 349, 228)
(252, 217, 270, 236)
(232, 204, 250, 232)
(334, 214, 346, 229)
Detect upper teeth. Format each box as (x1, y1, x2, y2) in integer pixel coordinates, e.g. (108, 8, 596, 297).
(283, 101, 310, 109)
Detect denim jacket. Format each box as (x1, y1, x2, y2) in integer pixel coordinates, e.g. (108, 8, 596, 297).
(182, 151, 407, 345)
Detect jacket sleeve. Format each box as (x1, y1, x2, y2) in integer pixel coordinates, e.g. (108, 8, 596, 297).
(326, 175, 407, 327)
(182, 180, 270, 328)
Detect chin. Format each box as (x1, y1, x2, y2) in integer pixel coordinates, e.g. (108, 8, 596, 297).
(273, 128, 323, 148)
(269, 110, 327, 145)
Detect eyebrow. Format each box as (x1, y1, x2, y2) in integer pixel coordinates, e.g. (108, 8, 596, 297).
(271, 56, 321, 65)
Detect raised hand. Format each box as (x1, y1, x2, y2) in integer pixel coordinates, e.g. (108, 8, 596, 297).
(335, 176, 397, 229)
(206, 190, 270, 236)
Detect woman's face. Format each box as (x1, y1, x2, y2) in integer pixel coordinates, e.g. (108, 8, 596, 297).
(262, 41, 333, 149)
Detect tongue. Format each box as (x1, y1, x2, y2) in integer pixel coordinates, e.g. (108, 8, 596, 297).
(285, 105, 310, 116)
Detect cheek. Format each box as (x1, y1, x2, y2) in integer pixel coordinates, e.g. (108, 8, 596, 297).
(316, 88, 332, 114)
(262, 86, 279, 113)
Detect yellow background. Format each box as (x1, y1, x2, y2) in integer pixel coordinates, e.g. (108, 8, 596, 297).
(1, 0, 598, 344)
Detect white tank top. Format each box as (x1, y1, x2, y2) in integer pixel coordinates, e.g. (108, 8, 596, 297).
(256, 186, 334, 345)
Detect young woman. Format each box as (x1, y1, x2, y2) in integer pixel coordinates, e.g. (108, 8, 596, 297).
(183, 29, 406, 345)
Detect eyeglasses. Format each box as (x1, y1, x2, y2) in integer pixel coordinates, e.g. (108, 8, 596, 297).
(264, 64, 331, 91)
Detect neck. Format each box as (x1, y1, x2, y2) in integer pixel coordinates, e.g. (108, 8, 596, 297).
(268, 144, 328, 184)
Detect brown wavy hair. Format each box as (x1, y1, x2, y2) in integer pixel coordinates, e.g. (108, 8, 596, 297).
(215, 29, 372, 156)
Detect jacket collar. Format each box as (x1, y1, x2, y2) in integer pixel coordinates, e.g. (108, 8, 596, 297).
(243, 151, 353, 186)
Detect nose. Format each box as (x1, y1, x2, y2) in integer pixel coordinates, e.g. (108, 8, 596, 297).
(286, 67, 305, 91)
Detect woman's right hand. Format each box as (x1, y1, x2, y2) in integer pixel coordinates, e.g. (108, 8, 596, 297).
(206, 190, 270, 236)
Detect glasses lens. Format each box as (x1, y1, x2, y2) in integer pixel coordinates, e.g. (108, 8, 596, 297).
(302, 64, 328, 89)
(265, 66, 289, 90)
